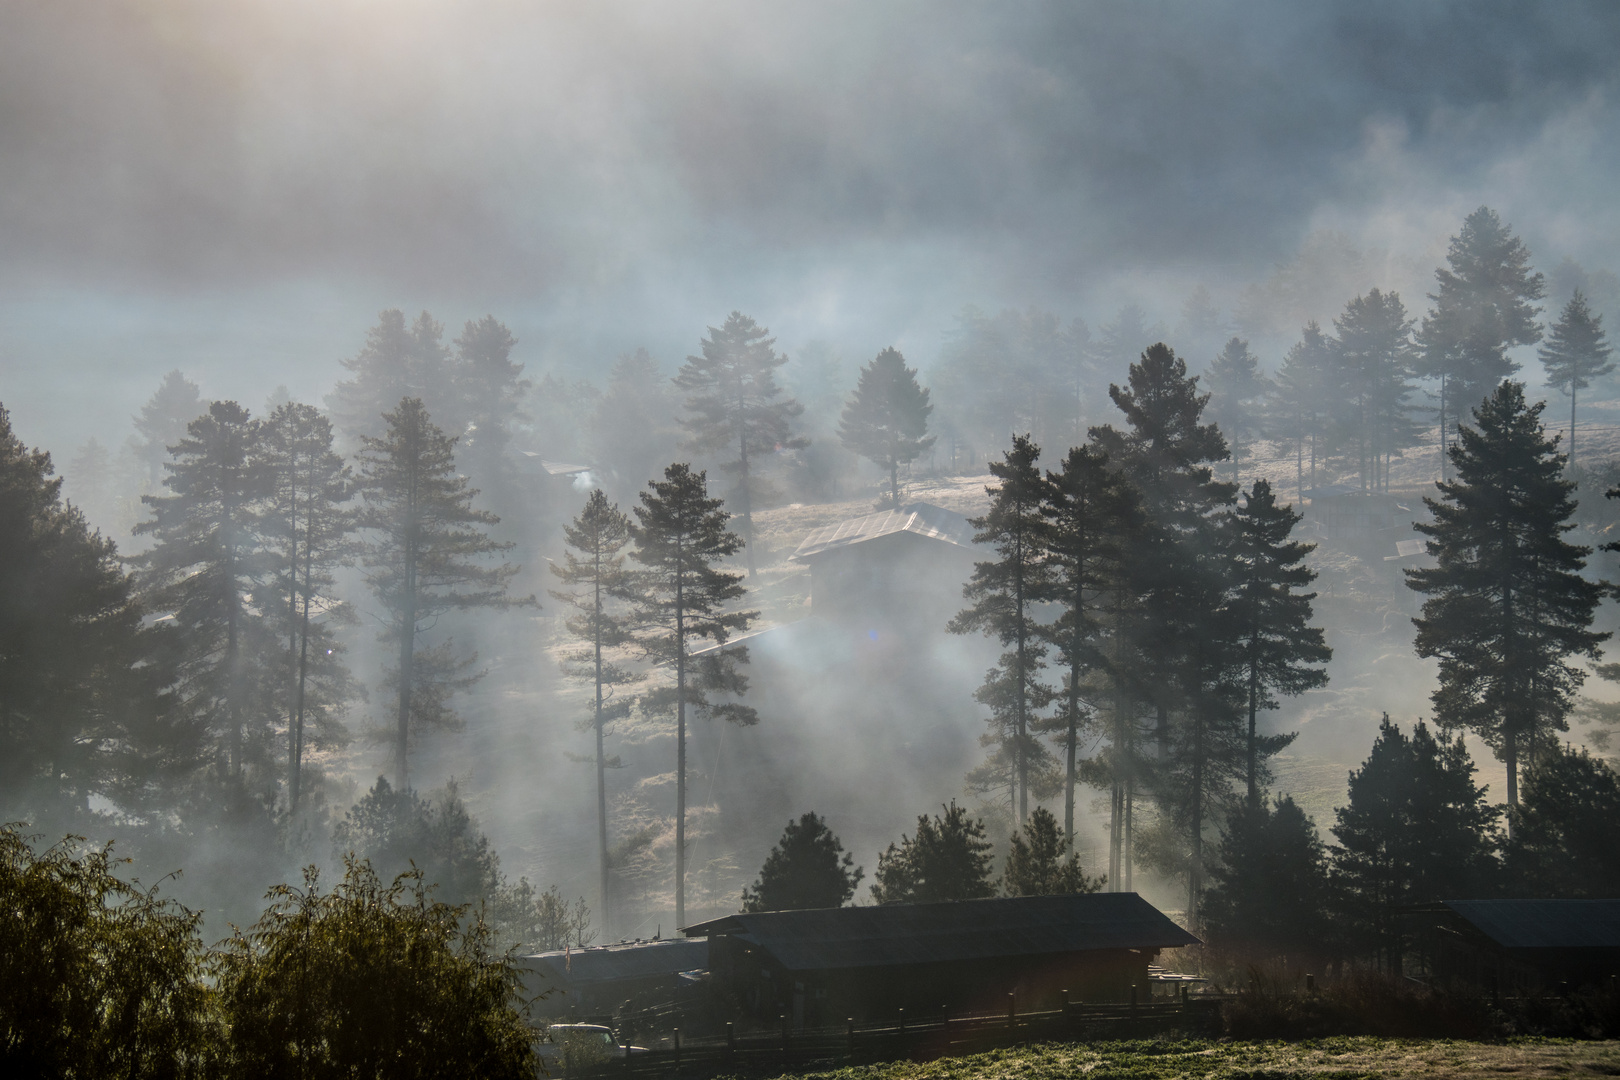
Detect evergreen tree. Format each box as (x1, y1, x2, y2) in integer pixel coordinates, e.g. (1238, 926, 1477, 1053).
(627, 463, 758, 926)
(1002, 807, 1104, 896)
(838, 347, 936, 507)
(1539, 290, 1614, 473)
(1415, 207, 1545, 479)
(356, 398, 527, 789)
(1406, 382, 1608, 807)
(448, 316, 529, 518)
(258, 402, 358, 811)
(1201, 795, 1331, 961)
(1501, 745, 1620, 899)
(950, 435, 1056, 825)
(589, 350, 680, 504)
(550, 490, 639, 935)
(1204, 337, 1270, 485)
(1228, 480, 1330, 806)
(132, 401, 276, 786)
(1330, 716, 1498, 971)
(132, 370, 203, 492)
(1268, 321, 1335, 504)
(328, 310, 455, 446)
(740, 812, 864, 912)
(675, 312, 807, 576)
(869, 802, 997, 904)
(331, 776, 503, 909)
(1331, 289, 1419, 492)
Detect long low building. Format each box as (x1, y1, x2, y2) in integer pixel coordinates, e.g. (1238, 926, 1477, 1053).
(520, 938, 709, 1017)
(1404, 900, 1620, 992)
(682, 893, 1198, 1028)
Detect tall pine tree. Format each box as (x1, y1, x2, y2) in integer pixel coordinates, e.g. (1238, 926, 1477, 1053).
(1406, 381, 1607, 808)
(1331, 289, 1418, 492)
(1539, 290, 1614, 473)
(132, 370, 203, 493)
(1268, 321, 1334, 504)
(838, 347, 935, 508)
(1204, 337, 1270, 486)
(328, 311, 456, 447)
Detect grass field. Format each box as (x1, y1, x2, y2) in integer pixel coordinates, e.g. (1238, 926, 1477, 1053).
(738, 1037, 1620, 1080)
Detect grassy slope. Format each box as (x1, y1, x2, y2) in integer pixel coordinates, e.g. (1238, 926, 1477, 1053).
(739, 1037, 1620, 1080)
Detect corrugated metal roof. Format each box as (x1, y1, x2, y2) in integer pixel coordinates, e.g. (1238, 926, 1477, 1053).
(1444, 900, 1620, 950)
(522, 938, 708, 984)
(792, 502, 975, 561)
(681, 893, 1198, 971)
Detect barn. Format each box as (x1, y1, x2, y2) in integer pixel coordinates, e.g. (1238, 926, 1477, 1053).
(1403, 899, 1620, 993)
(521, 937, 709, 1017)
(682, 893, 1198, 1028)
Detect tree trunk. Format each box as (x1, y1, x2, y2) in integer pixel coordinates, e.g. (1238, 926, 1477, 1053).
(1571, 385, 1579, 474)
(291, 537, 313, 809)
(1013, 524, 1027, 824)
(738, 429, 755, 578)
(890, 459, 900, 509)
(1247, 649, 1259, 808)
(594, 547, 610, 938)
(675, 552, 687, 928)
(1438, 374, 1447, 482)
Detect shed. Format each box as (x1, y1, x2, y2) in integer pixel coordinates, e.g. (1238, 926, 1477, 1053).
(791, 502, 976, 623)
(1403, 900, 1620, 992)
(683, 893, 1197, 1026)
(520, 938, 709, 1017)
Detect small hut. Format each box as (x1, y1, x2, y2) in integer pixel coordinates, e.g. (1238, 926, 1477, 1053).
(791, 502, 976, 625)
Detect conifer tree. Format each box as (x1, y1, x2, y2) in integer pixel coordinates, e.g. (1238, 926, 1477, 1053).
(1330, 716, 1497, 971)
(1501, 745, 1620, 898)
(328, 311, 455, 446)
(838, 347, 936, 507)
(550, 489, 639, 934)
(740, 812, 863, 912)
(1268, 321, 1334, 503)
(589, 350, 681, 503)
(1201, 795, 1330, 961)
(1415, 207, 1545, 478)
(1228, 480, 1330, 807)
(1331, 289, 1418, 492)
(132, 370, 203, 492)
(869, 802, 997, 903)
(259, 402, 359, 810)
(675, 313, 807, 575)
(1539, 290, 1614, 473)
(132, 401, 275, 785)
(356, 398, 527, 790)
(1406, 382, 1608, 807)
(627, 463, 758, 926)
(447, 316, 529, 518)
(1002, 807, 1104, 896)
(1204, 337, 1270, 485)
(950, 435, 1055, 825)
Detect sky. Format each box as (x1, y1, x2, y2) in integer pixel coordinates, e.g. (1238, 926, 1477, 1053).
(3, 0, 1620, 457)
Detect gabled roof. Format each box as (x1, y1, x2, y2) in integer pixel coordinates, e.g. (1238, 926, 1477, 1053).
(792, 502, 975, 561)
(681, 893, 1197, 971)
(1442, 900, 1620, 950)
(522, 938, 708, 985)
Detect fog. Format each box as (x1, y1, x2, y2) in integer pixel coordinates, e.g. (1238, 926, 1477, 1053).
(3, 1, 1618, 933)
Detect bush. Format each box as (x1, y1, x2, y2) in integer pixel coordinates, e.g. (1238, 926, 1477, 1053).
(1221, 967, 1491, 1040)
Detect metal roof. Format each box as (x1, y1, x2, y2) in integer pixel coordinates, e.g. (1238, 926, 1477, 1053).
(522, 938, 708, 985)
(792, 502, 975, 561)
(1443, 900, 1620, 950)
(681, 893, 1197, 971)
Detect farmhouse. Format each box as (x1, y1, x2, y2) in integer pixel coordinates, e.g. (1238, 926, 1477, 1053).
(1403, 899, 1620, 993)
(682, 892, 1198, 1028)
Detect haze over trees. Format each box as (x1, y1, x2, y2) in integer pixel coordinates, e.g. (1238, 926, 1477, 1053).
(1539, 290, 1614, 472)
(838, 346, 935, 508)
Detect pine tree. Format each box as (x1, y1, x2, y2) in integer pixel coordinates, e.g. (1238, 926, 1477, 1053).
(950, 435, 1056, 825)
(675, 313, 807, 575)
(132, 370, 203, 492)
(838, 347, 936, 508)
(1268, 322, 1335, 504)
(869, 802, 997, 904)
(589, 350, 681, 503)
(328, 311, 455, 446)
(1501, 745, 1620, 898)
(1406, 382, 1608, 808)
(132, 401, 276, 786)
(446, 316, 529, 522)
(550, 490, 640, 935)
(1415, 207, 1545, 479)
(1539, 290, 1614, 473)
(1205, 337, 1271, 485)
(1002, 807, 1104, 896)
(1329, 716, 1497, 971)
(1201, 795, 1330, 962)
(356, 398, 528, 790)
(1228, 480, 1330, 806)
(627, 463, 758, 926)
(258, 402, 359, 811)
(1331, 289, 1419, 492)
(740, 812, 864, 912)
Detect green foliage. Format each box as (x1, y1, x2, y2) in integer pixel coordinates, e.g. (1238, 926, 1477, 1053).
(1502, 744, 1620, 898)
(838, 347, 936, 507)
(489, 879, 593, 952)
(0, 825, 218, 1079)
(1539, 290, 1614, 471)
(870, 802, 996, 904)
(215, 857, 535, 1080)
(331, 776, 500, 910)
(1406, 381, 1608, 805)
(741, 811, 863, 912)
(1201, 795, 1330, 960)
(1001, 807, 1102, 896)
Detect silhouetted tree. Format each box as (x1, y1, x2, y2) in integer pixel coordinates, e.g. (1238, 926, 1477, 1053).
(1502, 745, 1620, 898)
(950, 435, 1055, 824)
(741, 812, 863, 912)
(1228, 480, 1330, 806)
(1201, 795, 1331, 962)
(550, 490, 639, 935)
(1539, 290, 1614, 473)
(1268, 321, 1334, 503)
(870, 802, 997, 903)
(1330, 716, 1498, 972)
(838, 347, 935, 507)
(627, 463, 757, 926)
(132, 370, 203, 492)
(448, 316, 529, 518)
(356, 398, 527, 789)
(1415, 207, 1545, 478)
(1205, 337, 1270, 485)
(675, 312, 806, 575)
(331, 777, 501, 909)
(1002, 807, 1103, 896)
(1406, 382, 1608, 808)
(1331, 288, 1419, 492)
(328, 310, 455, 446)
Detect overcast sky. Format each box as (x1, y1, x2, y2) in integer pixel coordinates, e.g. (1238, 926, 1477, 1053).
(4, 0, 1619, 455)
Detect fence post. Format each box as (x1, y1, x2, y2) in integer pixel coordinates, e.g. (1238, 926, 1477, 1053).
(624, 1037, 631, 1073)
(847, 1018, 855, 1058)
(1305, 973, 1315, 993)
(1129, 984, 1138, 1013)
(781, 1013, 789, 1051)
(898, 1006, 906, 1035)
(673, 1027, 680, 1070)
(1007, 992, 1016, 1028)
(1059, 989, 1069, 1016)
(726, 1021, 735, 1057)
